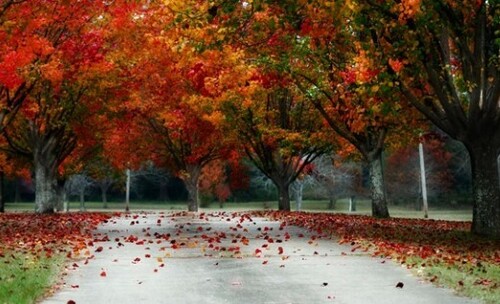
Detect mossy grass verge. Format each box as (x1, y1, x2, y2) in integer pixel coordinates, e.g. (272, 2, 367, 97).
(406, 257, 500, 304)
(0, 250, 64, 304)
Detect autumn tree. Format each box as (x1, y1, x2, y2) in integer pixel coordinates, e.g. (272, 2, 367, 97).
(202, 1, 421, 217)
(223, 86, 332, 211)
(0, 0, 117, 213)
(356, 0, 500, 236)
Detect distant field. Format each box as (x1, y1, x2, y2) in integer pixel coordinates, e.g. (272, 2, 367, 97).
(5, 199, 473, 221)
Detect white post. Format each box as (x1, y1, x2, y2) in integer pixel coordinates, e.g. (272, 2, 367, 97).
(419, 141, 429, 218)
(125, 168, 131, 212)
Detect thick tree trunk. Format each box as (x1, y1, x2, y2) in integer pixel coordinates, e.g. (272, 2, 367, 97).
(185, 181, 199, 212)
(276, 182, 291, 211)
(183, 165, 201, 212)
(34, 160, 56, 214)
(367, 153, 390, 218)
(54, 179, 66, 212)
(468, 145, 500, 238)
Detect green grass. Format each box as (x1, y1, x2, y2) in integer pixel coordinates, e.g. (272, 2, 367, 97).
(5, 199, 473, 221)
(407, 257, 500, 304)
(0, 251, 63, 304)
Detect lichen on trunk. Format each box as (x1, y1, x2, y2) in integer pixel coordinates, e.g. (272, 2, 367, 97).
(468, 144, 500, 238)
(34, 159, 57, 214)
(182, 165, 201, 212)
(367, 152, 390, 218)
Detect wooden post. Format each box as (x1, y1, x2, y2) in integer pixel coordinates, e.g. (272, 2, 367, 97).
(125, 168, 130, 212)
(419, 141, 429, 218)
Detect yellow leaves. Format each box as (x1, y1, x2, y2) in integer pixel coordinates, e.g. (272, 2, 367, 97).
(203, 110, 224, 126)
(398, 0, 421, 23)
(39, 61, 63, 84)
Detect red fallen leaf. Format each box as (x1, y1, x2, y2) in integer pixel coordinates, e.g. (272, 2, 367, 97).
(261, 244, 268, 248)
(71, 285, 79, 288)
(395, 282, 404, 288)
(133, 257, 141, 263)
(159, 263, 165, 267)
(145, 254, 151, 258)
(254, 248, 262, 256)
(130, 221, 135, 225)
(100, 270, 107, 277)
(262, 260, 268, 265)
(278, 247, 284, 255)
(154, 269, 158, 272)
(67, 301, 76, 304)
(95, 246, 103, 253)
(72, 263, 79, 268)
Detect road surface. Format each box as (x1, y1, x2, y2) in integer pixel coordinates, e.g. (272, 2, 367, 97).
(43, 211, 478, 304)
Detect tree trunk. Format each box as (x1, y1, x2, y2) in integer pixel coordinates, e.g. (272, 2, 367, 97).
(328, 195, 336, 209)
(349, 196, 356, 212)
(276, 181, 291, 211)
(0, 171, 4, 213)
(468, 145, 500, 238)
(294, 182, 303, 211)
(34, 160, 56, 214)
(184, 165, 201, 212)
(54, 179, 66, 212)
(367, 153, 390, 218)
(185, 181, 199, 212)
(79, 189, 86, 211)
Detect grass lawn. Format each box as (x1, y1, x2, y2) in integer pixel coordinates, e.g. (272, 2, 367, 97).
(0, 251, 63, 304)
(6, 199, 472, 220)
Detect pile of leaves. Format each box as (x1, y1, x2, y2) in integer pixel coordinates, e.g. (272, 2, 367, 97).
(0, 212, 112, 259)
(256, 211, 500, 267)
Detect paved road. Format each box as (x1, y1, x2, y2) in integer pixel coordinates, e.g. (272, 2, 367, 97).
(43, 212, 478, 304)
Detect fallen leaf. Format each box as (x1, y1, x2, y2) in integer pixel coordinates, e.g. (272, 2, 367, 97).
(396, 282, 404, 288)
